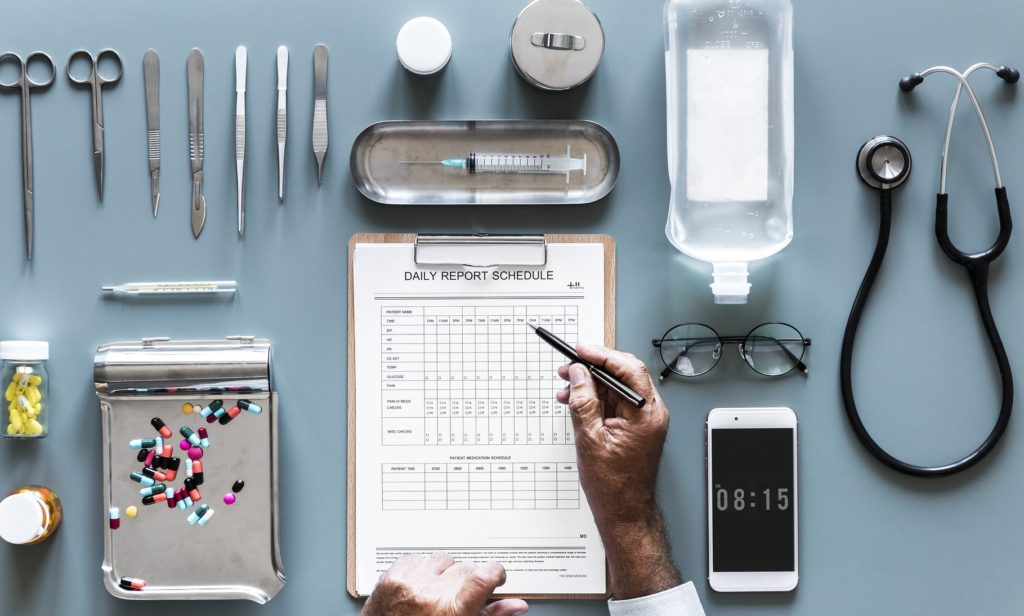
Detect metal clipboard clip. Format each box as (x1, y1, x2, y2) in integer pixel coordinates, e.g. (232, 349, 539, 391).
(414, 234, 547, 267)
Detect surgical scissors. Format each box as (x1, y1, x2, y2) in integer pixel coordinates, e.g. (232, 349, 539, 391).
(0, 52, 55, 260)
(67, 48, 123, 200)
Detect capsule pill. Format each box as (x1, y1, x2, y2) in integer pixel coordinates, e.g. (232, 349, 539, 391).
(139, 483, 165, 497)
(130, 471, 155, 487)
(193, 460, 204, 485)
(136, 449, 150, 463)
(129, 438, 157, 449)
(219, 405, 242, 425)
(198, 427, 210, 447)
(151, 417, 172, 439)
(119, 576, 146, 591)
(187, 504, 210, 525)
(238, 399, 263, 414)
(179, 426, 201, 447)
(109, 507, 120, 529)
(196, 508, 215, 527)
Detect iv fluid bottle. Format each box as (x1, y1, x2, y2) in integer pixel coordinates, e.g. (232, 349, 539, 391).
(664, 0, 793, 303)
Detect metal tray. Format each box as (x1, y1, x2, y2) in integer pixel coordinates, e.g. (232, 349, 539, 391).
(350, 120, 620, 205)
(95, 338, 285, 602)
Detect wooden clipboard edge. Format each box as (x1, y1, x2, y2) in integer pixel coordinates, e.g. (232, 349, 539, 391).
(347, 233, 614, 600)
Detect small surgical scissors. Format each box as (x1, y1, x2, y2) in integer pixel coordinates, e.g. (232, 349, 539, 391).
(67, 48, 123, 200)
(0, 51, 55, 260)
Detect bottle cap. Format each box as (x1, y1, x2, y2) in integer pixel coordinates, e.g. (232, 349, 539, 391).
(0, 492, 47, 545)
(396, 16, 452, 75)
(710, 263, 751, 305)
(0, 341, 49, 361)
(511, 0, 605, 91)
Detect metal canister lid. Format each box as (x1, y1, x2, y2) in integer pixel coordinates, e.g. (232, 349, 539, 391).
(510, 0, 604, 91)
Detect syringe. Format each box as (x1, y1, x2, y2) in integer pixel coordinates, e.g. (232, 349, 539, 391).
(402, 145, 586, 183)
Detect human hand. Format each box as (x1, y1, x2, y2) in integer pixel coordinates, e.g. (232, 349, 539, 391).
(557, 344, 681, 599)
(362, 552, 529, 616)
(556, 344, 670, 528)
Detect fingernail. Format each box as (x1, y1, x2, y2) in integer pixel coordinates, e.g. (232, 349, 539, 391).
(569, 364, 586, 385)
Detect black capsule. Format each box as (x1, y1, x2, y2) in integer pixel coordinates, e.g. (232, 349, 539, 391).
(142, 495, 158, 506)
(194, 471, 204, 486)
(155, 456, 167, 469)
(169, 457, 181, 471)
(184, 478, 196, 492)
(137, 449, 150, 463)
(218, 411, 235, 425)
(232, 480, 245, 493)
(142, 467, 157, 479)
(150, 417, 168, 432)
(209, 399, 224, 412)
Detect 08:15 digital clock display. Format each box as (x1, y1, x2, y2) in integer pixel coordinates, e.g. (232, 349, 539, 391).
(714, 486, 790, 512)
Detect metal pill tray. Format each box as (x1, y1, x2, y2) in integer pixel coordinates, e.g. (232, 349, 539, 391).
(95, 338, 285, 602)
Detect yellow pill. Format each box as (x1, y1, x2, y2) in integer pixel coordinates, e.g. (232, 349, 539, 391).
(125, 506, 138, 518)
(26, 419, 42, 435)
(28, 375, 42, 386)
(181, 403, 194, 415)
(5, 382, 15, 401)
(26, 387, 40, 405)
(6, 424, 17, 435)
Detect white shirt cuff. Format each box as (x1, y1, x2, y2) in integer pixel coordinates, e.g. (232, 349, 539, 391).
(607, 581, 705, 616)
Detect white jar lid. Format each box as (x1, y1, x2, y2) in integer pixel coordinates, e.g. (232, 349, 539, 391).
(397, 16, 452, 75)
(0, 493, 46, 545)
(0, 341, 49, 361)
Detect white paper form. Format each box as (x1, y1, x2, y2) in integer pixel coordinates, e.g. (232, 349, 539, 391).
(353, 242, 607, 596)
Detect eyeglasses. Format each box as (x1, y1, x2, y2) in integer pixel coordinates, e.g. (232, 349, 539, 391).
(652, 322, 811, 380)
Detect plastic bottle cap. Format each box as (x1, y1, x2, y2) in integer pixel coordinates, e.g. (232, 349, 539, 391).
(396, 17, 452, 75)
(0, 341, 49, 361)
(0, 493, 46, 545)
(710, 263, 751, 305)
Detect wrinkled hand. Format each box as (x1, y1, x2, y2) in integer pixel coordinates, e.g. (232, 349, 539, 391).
(362, 553, 529, 616)
(556, 344, 670, 528)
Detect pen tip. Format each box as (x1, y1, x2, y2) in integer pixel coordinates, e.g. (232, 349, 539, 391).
(101, 286, 113, 292)
(527, 323, 538, 331)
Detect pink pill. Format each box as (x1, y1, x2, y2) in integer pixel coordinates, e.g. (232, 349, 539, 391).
(188, 446, 204, 461)
(223, 493, 236, 505)
(179, 439, 191, 451)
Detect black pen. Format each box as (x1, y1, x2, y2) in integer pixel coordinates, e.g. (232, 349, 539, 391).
(528, 323, 646, 408)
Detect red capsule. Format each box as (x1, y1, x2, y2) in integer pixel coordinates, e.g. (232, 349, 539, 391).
(165, 469, 177, 482)
(109, 518, 120, 530)
(162, 444, 173, 458)
(166, 492, 177, 509)
(144, 450, 156, 467)
(198, 427, 208, 440)
(119, 576, 146, 591)
(190, 487, 201, 502)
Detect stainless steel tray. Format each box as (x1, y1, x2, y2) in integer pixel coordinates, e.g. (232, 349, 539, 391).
(95, 338, 285, 602)
(350, 120, 620, 205)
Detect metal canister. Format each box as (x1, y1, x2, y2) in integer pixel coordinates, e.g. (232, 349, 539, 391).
(510, 0, 605, 91)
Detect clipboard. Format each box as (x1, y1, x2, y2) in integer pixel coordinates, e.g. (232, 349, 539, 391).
(347, 233, 615, 599)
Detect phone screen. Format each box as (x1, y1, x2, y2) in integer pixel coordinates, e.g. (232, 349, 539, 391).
(711, 428, 795, 572)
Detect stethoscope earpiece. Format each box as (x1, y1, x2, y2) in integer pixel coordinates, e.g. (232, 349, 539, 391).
(856, 135, 911, 191)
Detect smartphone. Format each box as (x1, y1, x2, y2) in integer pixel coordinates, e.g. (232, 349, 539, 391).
(706, 407, 798, 592)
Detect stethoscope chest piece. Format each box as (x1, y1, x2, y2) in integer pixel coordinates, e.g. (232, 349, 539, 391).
(857, 135, 912, 191)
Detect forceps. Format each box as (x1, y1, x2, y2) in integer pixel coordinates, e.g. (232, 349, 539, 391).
(67, 48, 123, 200)
(0, 52, 55, 260)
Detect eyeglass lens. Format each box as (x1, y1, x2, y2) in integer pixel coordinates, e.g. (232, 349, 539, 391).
(659, 323, 722, 377)
(742, 322, 806, 376)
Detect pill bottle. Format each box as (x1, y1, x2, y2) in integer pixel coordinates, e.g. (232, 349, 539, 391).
(0, 485, 62, 545)
(0, 340, 49, 438)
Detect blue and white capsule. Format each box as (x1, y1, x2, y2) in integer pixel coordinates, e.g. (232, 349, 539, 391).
(238, 400, 263, 414)
(196, 508, 215, 527)
(130, 471, 155, 487)
(179, 426, 201, 447)
(139, 483, 166, 497)
(129, 438, 157, 449)
(187, 504, 210, 525)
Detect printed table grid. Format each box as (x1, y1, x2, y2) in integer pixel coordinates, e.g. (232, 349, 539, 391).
(382, 462, 581, 511)
(381, 306, 579, 446)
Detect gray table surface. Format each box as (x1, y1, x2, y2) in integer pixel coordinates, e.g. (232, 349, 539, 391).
(1, 0, 1022, 613)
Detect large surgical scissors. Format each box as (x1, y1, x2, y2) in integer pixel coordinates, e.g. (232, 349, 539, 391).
(67, 48, 123, 200)
(0, 52, 55, 260)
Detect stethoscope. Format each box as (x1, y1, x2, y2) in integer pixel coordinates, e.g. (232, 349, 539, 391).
(842, 63, 1018, 478)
